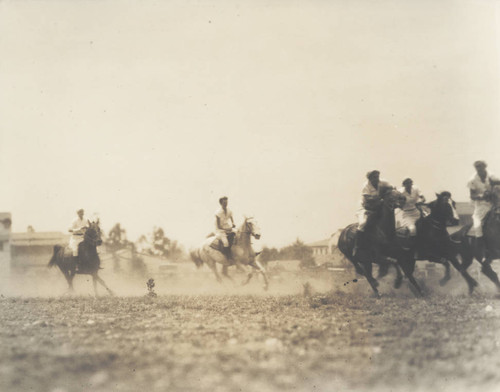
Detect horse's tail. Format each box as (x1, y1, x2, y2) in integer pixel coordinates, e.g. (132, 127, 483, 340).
(48, 245, 63, 268)
(190, 248, 204, 269)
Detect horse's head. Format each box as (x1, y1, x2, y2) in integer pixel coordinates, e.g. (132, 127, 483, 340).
(380, 187, 405, 210)
(84, 219, 103, 247)
(490, 185, 500, 206)
(428, 191, 459, 226)
(243, 217, 261, 240)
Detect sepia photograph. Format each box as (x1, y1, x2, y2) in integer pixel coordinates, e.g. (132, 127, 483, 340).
(1, 0, 500, 391)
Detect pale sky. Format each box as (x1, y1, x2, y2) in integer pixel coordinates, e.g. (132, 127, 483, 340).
(1, 0, 500, 249)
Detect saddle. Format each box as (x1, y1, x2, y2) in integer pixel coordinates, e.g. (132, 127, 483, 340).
(208, 232, 236, 253)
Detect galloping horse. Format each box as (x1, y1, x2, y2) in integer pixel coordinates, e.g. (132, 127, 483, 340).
(338, 187, 423, 297)
(414, 192, 478, 294)
(48, 220, 114, 296)
(190, 217, 269, 290)
(453, 185, 500, 294)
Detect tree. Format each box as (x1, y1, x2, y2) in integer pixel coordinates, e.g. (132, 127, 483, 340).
(260, 246, 280, 263)
(278, 238, 316, 269)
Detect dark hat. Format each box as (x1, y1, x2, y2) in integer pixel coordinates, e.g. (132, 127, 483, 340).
(366, 170, 380, 179)
(402, 178, 413, 186)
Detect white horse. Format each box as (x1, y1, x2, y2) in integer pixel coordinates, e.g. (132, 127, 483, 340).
(190, 217, 269, 290)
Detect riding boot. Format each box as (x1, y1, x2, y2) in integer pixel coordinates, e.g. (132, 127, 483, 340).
(353, 230, 364, 258)
(223, 247, 233, 263)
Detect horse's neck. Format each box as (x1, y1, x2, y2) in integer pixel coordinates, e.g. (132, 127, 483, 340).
(234, 228, 251, 249)
(373, 206, 395, 239)
(429, 204, 447, 225)
(81, 239, 97, 255)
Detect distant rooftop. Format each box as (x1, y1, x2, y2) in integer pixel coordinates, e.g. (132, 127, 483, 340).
(11, 232, 69, 247)
(306, 238, 330, 248)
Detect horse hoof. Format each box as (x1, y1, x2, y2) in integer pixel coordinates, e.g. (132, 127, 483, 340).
(394, 277, 403, 289)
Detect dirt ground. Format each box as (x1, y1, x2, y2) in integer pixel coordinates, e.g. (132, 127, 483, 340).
(1, 267, 500, 392)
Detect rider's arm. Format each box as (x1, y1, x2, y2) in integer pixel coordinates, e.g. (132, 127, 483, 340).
(216, 216, 222, 230)
(416, 187, 426, 203)
(470, 188, 484, 201)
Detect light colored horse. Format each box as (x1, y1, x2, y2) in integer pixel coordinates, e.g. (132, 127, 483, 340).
(190, 217, 269, 290)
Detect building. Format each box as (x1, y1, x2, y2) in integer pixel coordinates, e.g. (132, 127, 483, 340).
(306, 229, 345, 265)
(455, 202, 473, 226)
(10, 231, 69, 273)
(307, 238, 330, 257)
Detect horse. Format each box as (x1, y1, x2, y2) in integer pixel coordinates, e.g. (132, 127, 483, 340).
(338, 187, 423, 297)
(414, 192, 478, 294)
(453, 185, 500, 294)
(48, 220, 114, 296)
(190, 217, 269, 290)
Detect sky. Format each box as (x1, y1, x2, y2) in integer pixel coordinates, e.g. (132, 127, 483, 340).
(1, 0, 500, 249)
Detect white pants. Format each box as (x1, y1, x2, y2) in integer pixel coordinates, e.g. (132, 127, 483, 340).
(69, 235, 83, 257)
(471, 201, 491, 237)
(398, 208, 420, 236)
(215, 230, 230, 247)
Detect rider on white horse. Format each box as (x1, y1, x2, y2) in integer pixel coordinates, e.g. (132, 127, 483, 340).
(215, 196, 236, 261)
(68, 208, 88, 258)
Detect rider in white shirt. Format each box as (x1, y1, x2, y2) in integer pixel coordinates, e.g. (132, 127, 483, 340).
(353, 170, 392, 256)
(215, 196, 235, 260)
(397, 178, 426, 237)
(467, 161, 500, 249)
(68, 209, 88, 257)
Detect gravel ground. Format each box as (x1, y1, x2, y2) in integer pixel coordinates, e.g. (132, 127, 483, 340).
(1, 274, 500, 392)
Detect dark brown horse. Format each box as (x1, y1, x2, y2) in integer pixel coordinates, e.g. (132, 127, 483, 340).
(338, 188, 423, 297)
(414, 192, 478, 294)
(453, 185, 500, 294)
(48, 220, 114, 295)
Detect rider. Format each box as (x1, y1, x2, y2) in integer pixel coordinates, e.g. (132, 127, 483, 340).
(353, 170, 392, 257)
(397, 178, 426, 238)
(215, 196, 236, 261)
(68, 208, 88, 260)
(467, 160, 500, 250)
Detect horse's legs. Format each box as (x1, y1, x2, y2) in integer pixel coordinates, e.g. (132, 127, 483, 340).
(448, 255, 478, 295)
(254, 259, 269, 291)
(59, 265, 75, 292)
(93, 274, 114, 296)
(392, 263, 404, 289)
(207, 261, 223, 283)
(242, 271, 253, 286)
(479, 257, 500, 292)
(377, 263, 390, 280)
(358, 260, 380, 297)
(242, 260, 269, 291)
(398, 255, 423, 297)
(438, 259, 451, 286)
(221, 265, 235, 283)
(93, 275, 99, 296)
